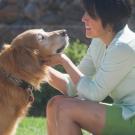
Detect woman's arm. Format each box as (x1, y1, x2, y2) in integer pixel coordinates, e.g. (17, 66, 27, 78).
(45, 54, 84, 87)
(60, 54, 84, 85)
(46, 67, 68, 95)
(45, 43, 135, 101)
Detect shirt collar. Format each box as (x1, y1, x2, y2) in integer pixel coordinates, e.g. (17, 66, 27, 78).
(108, 25, 134, 49)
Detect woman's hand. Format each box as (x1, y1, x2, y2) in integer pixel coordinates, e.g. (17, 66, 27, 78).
(44, 53, 84, 86)
(44, 53, 71, 67)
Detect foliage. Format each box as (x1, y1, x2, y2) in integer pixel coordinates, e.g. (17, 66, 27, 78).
(29, 40, 88, 116)
(16, 117, 90, 135)
(65, 39, 88, 65)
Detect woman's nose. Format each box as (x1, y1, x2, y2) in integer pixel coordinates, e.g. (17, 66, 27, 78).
(82, 13, 87, 22)
(82, 15, 85, 22)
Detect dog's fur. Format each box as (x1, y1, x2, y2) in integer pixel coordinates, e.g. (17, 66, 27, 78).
(0, 29, 68, 135)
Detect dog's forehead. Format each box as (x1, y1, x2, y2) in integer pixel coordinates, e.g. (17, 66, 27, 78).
(20, 29, 47, 40)
(11, 29, 46, 45)
(26, 29, 46, 35)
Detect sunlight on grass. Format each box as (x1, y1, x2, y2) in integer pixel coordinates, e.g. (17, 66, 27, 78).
(16, 117, 47, 135)
(16, 117, 91, 135)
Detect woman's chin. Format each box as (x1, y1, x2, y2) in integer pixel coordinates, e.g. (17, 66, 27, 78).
(85, 34, 93, 39)
(85, 31, 93, 38)
(85, 32, 98, 39)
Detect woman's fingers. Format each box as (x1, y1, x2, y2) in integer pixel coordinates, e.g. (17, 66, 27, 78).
(43, 54, 69, 67)
(43, 54, 61, 66)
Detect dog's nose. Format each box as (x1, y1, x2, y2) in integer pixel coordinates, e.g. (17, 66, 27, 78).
(60, 30, 67, 37)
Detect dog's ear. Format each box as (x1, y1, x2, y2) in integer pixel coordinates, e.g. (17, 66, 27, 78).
(12, 45, 41, 73)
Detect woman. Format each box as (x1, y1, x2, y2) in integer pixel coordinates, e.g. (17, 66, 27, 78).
(45, 0, 135, 135)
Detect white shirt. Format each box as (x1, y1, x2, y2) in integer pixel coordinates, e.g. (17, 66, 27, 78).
(65, 25, 135, 120)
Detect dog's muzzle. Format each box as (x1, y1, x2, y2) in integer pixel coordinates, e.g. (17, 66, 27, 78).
(56, 45, 66, 53)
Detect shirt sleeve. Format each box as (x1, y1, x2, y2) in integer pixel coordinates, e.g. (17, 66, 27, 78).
(65, 41, 96, 97)
(77, 44, 96, 78)
(77, 43, 135, 101)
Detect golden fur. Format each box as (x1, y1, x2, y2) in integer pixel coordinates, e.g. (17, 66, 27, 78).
(0, 29, 68, 135)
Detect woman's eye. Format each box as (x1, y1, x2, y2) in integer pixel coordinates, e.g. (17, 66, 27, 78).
(36, 33, 46, 41)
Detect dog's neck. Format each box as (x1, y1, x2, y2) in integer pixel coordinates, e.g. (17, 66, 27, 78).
(0, 47, 46, 89)
(0, 67, 35, 102)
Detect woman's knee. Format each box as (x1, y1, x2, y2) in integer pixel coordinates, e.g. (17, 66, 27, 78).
(46, 95, 74, 117)
(46, 95, 66, 113)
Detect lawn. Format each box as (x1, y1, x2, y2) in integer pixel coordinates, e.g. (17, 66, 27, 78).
(16, 117, 90, 135)
(16, 117, 46, 135)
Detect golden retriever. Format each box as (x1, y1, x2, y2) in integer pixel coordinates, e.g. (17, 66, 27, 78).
(0, 29, 69, 135)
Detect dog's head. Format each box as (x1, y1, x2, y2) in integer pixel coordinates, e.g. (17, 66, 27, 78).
(11, 29, 69, 57)
(0, 29, 69, 88)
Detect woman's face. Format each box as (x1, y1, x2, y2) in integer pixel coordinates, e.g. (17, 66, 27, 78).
(82, 12, 107, 39)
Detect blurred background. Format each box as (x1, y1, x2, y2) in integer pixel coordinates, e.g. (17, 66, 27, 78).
(0, 0, 90, 46)
(0, 0, 135, 117)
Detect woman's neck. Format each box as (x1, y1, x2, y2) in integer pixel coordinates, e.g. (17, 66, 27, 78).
(100, 27, 116, 48)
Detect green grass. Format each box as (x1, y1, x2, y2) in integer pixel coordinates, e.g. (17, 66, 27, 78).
(16, 117, 90, 135)
(16, 117, 47, 135)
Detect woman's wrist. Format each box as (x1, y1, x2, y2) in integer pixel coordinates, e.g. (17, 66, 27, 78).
(61, 55, 84, 85)
(60, 54, 71, 66)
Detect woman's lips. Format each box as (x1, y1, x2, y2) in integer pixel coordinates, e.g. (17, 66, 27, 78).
(85, 26, 91, 30)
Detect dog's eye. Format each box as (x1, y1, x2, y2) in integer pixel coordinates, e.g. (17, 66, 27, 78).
(36, 33, 46, 41)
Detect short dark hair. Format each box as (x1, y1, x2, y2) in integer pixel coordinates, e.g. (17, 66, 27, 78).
(81, 0, 132, 33)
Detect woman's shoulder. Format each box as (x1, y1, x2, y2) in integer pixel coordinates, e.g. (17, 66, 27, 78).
(106, 41, 135, 64)
(109, 25, 135, 54)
